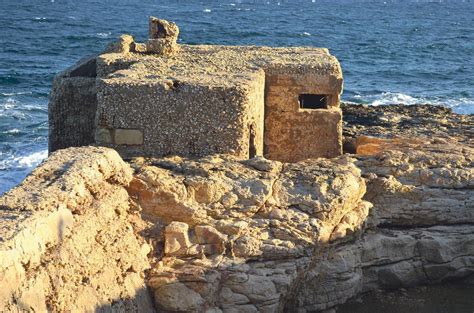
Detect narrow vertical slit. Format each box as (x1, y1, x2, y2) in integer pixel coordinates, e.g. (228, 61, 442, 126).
(249, 123, 257, 159)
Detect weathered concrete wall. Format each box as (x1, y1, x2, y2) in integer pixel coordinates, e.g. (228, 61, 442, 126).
(264, 73, 343, 162)
(0, 147, 154, 312)
(93, 43, 345, 162)
(265, 108, 342, 162)
(48, 56, 98, 153)
(245, 70, 265, 158)
(95, 70, 265, 159)
(49, 38, 344, 161)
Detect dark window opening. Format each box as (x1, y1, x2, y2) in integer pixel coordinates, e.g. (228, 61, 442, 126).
(299, 94, 328, 109)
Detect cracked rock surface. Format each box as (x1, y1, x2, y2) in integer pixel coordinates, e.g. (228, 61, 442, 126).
(0, 104, 472, 312)
(127, 154, 370, 312)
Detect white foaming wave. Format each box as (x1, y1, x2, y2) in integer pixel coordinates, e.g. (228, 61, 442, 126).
(203, 9, 212, 12)
(23, 104, 47, 111)
(442, 98, 474, 115)
(95, 32, 112, 38)
(17, 150, 48, 167)
(368, 92, 420, 106)
(0, 150, 48, 170)
(356, 92, 473, 115)
(0, 98, 17, 110)
(1, 91, 32, 96)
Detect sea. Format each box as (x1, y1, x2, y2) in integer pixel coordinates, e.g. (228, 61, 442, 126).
(0, 0, 473, 194)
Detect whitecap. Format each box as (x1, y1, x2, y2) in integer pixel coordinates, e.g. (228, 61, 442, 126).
(95, 32, 112, 38)
(17, 150, 48, 167)
(1, 98, 17, 110)
(355, 92, 473, 115)
(0, 150, 47, 171)
(1, 91, 32, 96)
(370, 92, 419, 106)
(203, 9, 212, 13)
(23, 104, 47, 111)
(4, 129, 20, 134)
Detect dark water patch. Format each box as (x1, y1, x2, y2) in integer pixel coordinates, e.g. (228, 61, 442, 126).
(338, 283, 474, 313)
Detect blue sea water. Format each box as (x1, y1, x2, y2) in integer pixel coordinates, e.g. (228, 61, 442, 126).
(0, 0, 473, 194)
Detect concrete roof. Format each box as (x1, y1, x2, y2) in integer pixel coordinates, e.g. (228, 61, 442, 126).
(97, 44, 343, 89)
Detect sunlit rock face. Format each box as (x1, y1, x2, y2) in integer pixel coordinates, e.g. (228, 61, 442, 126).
(0, 147, 154, 312)
(1, 104, 472, 312)
(127, 154, 369, 311)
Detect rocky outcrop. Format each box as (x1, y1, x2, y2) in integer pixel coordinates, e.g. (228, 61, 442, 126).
(127, 155, 370, 312)
(0, 147, 154, 312)
(292, 136, 473, 310)
(329, 103, 474, 310)
(342, 103, 473, 146)
(1, 104, 472, 312)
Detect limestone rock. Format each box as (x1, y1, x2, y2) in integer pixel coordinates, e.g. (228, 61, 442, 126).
(3, 104, 473, 312)
(137, 104, 473, 312)
(154, 282, 204, 311)
(0, 147, 154, 312)
(357, 140, 473, 227)
(164, 222, 193, 257)
(130, 154, 369, 311)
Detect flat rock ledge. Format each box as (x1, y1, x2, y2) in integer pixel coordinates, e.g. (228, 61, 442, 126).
(1, 104, 473, 312)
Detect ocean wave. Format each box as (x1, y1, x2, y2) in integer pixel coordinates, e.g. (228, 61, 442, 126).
(0, 149, 47, 170)
(1, 91, 32, 96)
(351, 92, 473, 115)
(442, 98, 474, 115)
(0, 98, 17, 110)
(95, 32, 112, 38)
(17, 150, 48, 167)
